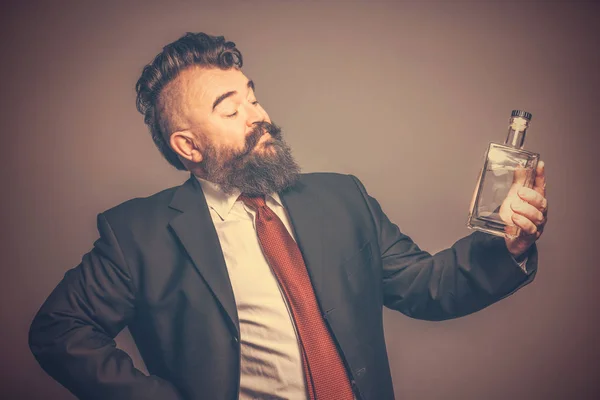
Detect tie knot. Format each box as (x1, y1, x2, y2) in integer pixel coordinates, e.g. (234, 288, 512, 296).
(238, 194, 266, 210)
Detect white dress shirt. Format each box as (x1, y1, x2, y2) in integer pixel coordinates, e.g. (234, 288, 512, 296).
(196, 177, 308, 400)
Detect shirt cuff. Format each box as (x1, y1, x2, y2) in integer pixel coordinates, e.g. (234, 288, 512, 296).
(511, 251, 531, 274)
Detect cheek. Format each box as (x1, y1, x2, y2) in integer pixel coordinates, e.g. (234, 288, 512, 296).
(214, 120, 248, 148)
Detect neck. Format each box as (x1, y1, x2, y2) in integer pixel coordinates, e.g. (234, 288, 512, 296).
(504, 129, 526, 149)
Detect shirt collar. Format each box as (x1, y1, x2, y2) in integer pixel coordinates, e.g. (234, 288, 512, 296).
(195, 176, 284, 220)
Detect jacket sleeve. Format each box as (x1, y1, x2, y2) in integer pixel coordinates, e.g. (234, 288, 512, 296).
(351, 175, 538, 321)
(28, 213, 184, 400)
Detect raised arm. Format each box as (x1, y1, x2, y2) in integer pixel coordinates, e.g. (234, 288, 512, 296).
(351, 175, 537, 321)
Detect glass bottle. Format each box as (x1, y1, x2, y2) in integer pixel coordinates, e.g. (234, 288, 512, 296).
(467, 110, 539, 238)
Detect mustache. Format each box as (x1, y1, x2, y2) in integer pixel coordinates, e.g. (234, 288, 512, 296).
(240, 121, 282, 156)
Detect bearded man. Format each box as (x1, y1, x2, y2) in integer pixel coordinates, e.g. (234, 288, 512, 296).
(29, 32, 548, 400)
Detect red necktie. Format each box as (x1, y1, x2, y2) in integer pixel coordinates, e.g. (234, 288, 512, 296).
(239, 194, 355, 400)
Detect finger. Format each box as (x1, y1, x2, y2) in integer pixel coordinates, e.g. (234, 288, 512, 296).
(511, 213, 538, 236)
(518, 187, 548, 215)
(534, 160, 546, 197)
(512, 165, 528, 185)
(510, 200, 545, 226)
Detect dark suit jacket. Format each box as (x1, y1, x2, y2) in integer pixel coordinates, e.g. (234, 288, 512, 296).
(29, 173, 537, 400)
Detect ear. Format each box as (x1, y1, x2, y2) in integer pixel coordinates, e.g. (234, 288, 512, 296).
(169, 131, 203, 163)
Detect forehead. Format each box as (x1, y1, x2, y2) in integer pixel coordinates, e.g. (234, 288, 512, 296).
(174, 66, 250, 108)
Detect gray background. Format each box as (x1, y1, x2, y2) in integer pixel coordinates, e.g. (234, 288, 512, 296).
(1, 0, 598, 399)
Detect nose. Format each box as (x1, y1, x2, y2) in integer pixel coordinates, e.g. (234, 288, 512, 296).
(245, 102, 266, 128)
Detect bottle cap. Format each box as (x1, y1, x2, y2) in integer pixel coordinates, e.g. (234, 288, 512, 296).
(511, 110, 532, 120)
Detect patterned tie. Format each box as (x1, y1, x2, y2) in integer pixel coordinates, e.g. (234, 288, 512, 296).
(239, 194, 355, 400)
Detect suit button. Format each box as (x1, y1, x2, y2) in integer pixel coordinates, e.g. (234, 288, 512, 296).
(231, 336, 239, 347)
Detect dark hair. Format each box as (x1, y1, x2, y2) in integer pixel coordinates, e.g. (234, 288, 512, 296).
(135, 32, 243, 170)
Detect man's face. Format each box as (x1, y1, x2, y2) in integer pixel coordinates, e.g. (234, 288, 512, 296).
(165, 66, 300, 195)
(173, 67, 271, 154)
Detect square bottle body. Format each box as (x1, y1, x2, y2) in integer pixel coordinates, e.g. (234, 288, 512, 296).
(467, 142, 539, 238)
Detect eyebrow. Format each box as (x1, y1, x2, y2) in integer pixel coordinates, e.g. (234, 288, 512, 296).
(212, 80, 255, 111)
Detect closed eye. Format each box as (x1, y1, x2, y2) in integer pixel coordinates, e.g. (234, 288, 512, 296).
(225, 99, 258, 118)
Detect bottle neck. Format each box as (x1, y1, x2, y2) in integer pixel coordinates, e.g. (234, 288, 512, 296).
(504, 116, 530, 149)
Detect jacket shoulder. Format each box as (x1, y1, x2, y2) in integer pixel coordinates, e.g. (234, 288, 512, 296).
(298, 172, 363, 188)
(99, 182, 182, 225)
(293, 172, 370, 209)
(296, 172, 369, 197)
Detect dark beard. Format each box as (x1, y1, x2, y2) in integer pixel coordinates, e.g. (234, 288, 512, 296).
(199, 121, 301, 196)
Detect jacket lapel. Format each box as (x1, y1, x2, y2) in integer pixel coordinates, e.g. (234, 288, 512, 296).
(166, 174, 333, 338)
(168, 175, 240, 338)
(280, 179, 335, 313)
